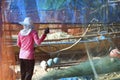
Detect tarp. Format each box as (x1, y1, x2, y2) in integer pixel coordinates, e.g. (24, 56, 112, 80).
(3, 0, 120, 23)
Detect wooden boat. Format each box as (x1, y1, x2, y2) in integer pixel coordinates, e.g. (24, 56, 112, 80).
(11, 26, 120, 62)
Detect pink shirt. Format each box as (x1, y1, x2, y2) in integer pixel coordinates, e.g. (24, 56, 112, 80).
(17, 30, 46, 60)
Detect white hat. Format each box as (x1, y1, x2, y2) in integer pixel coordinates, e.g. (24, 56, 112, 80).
(19, 17, 33, 26)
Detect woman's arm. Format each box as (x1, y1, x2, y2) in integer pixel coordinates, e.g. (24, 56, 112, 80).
(32, 31, 46, 45)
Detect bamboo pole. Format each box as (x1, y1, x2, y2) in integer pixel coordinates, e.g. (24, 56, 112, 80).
(11, 31, 120, 42)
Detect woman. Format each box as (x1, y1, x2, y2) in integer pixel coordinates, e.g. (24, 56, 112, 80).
(17, 17, 49, 80)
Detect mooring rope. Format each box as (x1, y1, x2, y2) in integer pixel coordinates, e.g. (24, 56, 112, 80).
(39, 25, 90, 55)
(84, 42, 99, 79)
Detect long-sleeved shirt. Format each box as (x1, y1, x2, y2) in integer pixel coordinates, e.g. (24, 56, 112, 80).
(17, 30, 46, 60)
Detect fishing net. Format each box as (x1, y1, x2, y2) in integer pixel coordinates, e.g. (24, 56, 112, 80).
(0, 0, 120, 80)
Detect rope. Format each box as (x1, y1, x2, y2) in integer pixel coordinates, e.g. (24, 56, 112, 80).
(85, 42, 98, 79)
(40, 26, 90, 54)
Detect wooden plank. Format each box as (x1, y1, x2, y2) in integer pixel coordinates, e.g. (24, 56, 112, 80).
(11, 31, 120, 42)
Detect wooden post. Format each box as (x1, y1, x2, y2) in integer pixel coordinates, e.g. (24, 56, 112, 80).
(0, 1, 16, 80)
(0, 0, 3, 79)
(0, 0, 2, 47)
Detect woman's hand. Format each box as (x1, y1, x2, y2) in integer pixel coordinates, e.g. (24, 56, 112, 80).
(44, 27, 49, 34)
